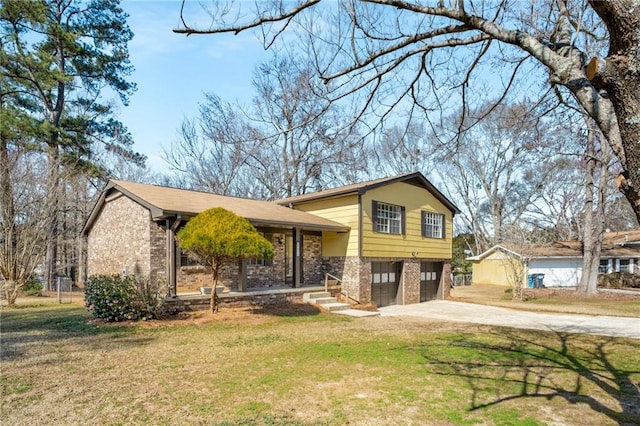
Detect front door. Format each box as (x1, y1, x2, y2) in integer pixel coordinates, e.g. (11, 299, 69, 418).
(420, 261, 442, 302)
(371, 262, 401, 307)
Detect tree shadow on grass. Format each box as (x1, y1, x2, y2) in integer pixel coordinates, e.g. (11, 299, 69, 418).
(421, 328, 640, 425)
(248, 301, 323, 317)
(0, 305, 154, 362)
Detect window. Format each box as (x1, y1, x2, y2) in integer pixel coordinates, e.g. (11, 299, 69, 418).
(249, 258, 272, 267)
(177, 247, 200, 267)
(620, 259, 630, 273)
(422, 212, 445, 239)
(598, 259, 609, 274)
(373, 201, 404, 234)
(249, 232, 273, 267)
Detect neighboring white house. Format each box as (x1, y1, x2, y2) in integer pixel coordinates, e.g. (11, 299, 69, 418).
(468, 230, 640, 288)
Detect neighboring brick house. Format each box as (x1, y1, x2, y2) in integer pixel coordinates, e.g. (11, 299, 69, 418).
(83, 172, 459, 306)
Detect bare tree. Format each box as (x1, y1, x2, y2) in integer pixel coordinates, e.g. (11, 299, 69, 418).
(434, 101, 564, 253)
(0, 144, 49, 305)
(579, 120, 614, 294)
(174, 0, 640, 223)
(163, 97, 257, 196)
(374, 122, 432, 176)
(165, 56, 367, 199)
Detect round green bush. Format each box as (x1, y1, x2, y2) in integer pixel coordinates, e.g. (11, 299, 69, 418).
(85, 274, 143, 321)
(22, 277, 43, 296)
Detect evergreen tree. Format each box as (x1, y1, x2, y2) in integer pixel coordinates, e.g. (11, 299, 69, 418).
(1, 0, 144, 289)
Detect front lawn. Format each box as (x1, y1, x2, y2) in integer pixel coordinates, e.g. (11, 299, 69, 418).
(1, 303, 639, 425)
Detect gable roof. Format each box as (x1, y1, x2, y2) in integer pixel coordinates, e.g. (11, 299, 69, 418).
(468, 231, 640, 261)
(82, 180, 349, 234)
(275, 171, 460, 214)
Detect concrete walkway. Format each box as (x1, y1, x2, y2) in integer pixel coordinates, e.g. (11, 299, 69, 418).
(378, 300, 640, 339)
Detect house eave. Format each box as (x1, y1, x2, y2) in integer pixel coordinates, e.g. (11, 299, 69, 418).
(276, 171, 461, 216)
(154, 211, 349, 233)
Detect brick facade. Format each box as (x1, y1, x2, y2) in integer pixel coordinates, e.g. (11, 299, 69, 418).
(302, 234, 323, 285)
(87, 195, 154, 279)
(322, 255, 452, 305)
(402, 260, 421, 304)
(174, 233, 325, 294)
(176, 232, 288, 293)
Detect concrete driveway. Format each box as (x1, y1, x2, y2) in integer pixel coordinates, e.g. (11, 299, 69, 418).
(378, 300, 640, 339)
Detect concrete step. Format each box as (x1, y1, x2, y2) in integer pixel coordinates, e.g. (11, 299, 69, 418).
(302, 291, 331, 303)
(318, 302, 351, 312)
(332, 309, 381, 318)
(312, 296, 338, 305)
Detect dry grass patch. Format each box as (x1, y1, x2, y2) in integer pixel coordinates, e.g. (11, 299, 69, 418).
(451, 284, 640, 317)
(1, 303, 639, 425)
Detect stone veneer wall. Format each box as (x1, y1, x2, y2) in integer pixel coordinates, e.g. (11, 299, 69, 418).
(441, 262, 452, 299)
(149, 220, 167, 286)
(303, 234, 323, 285)
(401, 260, 421, 304)
(87, 195, 152, 280)
(322, 256, 370, 303)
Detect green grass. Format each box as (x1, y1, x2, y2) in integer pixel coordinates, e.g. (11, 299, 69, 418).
(1, 304, 639, 425)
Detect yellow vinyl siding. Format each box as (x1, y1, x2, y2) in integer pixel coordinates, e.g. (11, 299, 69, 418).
(292, 195, 359, 256)
(361, 182, 453, 259)
(471, 251, 527, 287)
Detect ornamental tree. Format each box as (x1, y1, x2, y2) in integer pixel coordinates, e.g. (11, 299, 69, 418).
(176, 208, 274, 312)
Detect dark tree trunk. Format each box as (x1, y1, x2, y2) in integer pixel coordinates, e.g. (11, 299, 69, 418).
(587, 0, 640, 223)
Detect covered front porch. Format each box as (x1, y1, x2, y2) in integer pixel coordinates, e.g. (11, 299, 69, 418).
(161, 218, 348, 296)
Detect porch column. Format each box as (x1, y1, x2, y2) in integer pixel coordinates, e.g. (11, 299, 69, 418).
(166, 216, 181, 297)
(293, 227, 302, 288)
(238, 259, 247, 292)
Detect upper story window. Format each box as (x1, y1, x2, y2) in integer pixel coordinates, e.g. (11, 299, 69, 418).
(373, 201, 404, 235)
(422, 211, 445, 239)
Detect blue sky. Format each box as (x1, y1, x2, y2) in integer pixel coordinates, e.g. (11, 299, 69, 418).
(121, 1, 271, 170)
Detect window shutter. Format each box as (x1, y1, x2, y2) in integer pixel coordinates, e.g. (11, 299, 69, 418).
(372, 200, 378, 231)
(401, 206, 406, 235)
(441, 214, 446, 239)
(421, 211, 426, 237)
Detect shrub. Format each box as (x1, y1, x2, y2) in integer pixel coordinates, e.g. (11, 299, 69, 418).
(598, 273, 640, 289)
(84, 274, 166, 322)
(22, 277, 43, 296)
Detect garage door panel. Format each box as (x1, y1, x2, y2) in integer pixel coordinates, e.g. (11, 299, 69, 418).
(420, 261, 442, 302)
(371, 262, 400, 307)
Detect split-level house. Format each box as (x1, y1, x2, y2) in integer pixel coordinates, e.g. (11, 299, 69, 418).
(82, 172, 459, 307)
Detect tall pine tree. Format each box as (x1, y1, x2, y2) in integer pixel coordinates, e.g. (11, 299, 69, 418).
(1, 0, 144, 290)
